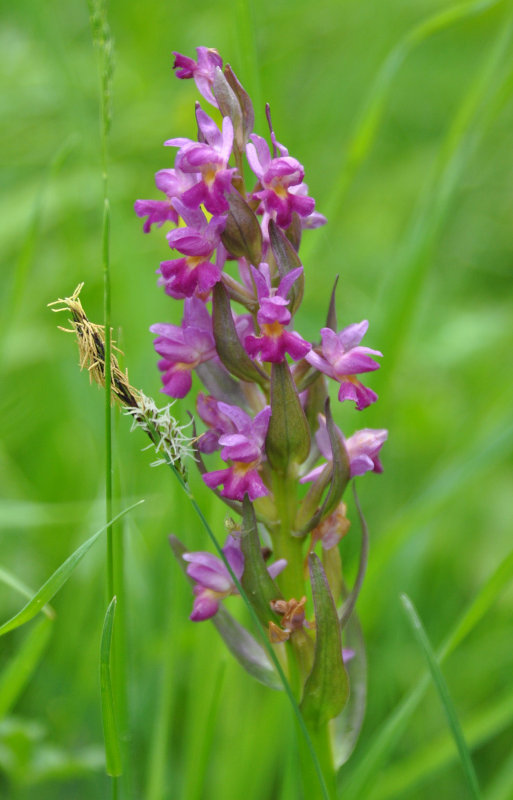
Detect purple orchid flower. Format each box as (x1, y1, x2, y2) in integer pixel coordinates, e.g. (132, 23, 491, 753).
(203, 403, 271, 501)
(159, 201, 226, 298)
(172, 47, 223, 107)
(134, 167, 197, 233)
(306, 323, 382, 410)
(246, 133, 315, 229)
(300, 414, 388, 483)
(196, 393, 236, 454)
(150, 297, 217, 398)
(165, 108, 236, 215)
(244, 263, 311, 363)
(183, 534, 287, 621)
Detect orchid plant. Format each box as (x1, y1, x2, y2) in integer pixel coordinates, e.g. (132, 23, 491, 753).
(134, 46, 388, 791)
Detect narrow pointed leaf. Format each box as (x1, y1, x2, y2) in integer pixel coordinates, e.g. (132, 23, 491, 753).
(339, 484, 369, 630)
(222, 190, 262, 265)
(401, 594, 482, 800)
(266, 361, 311, 473)
(333, 610, 367, 767)
(298, 399, 350, 535)
(285, 212, 302, 252)
(0, 617, 53, 717)
(325, 275, 339, 331)
(268, 219, 304, 315)
(300, 554, 348, 728)
(0, 501, 143, 637)
(100, 597, 122, 777)
(240, 496, 283, 628)
(196, 361, 247, 407)
(303, 373, 328, 436)
(214, 606, 281, 690)
(169, 534, 281, 689)
(213, 67, 243, 147)
(212, 282, 268, 386)
(224, 64, 255, 145)
(0, 566, 55, 620)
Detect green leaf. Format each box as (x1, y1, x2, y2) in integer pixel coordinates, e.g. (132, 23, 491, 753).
(298, 399, 350, 535)
(0, 501, 143, 637)
(213, 67, 243, 149)
(300, 554, 348, 728)
(325, 275, 339, 331)
(339, 485, 369, 630)
(0, 617, 53, 718)
(223, 64, 255, 146)
(221, 190, 262, 265)
(266, 361, 311, 473)
(0, 566, 55, 620)
(212, 282, 268, 386)
(342, 535, 513, 799)
(239, 496, 283, 629)
(214, 607, 281, 690)
(332, 610, 367, 768)
(401, 594, 482, 800)
(100, 596, 122, 777)
(268, 220, 304, 315)
(168, 534, 281, 690)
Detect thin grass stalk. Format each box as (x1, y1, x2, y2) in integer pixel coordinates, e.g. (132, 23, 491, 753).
(340, 539, 513, 798)
(87, 1, 122, 795)
(401, 594, 482, 799)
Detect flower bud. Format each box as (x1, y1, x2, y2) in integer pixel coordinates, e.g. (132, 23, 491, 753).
(269, 220, 304, 316)
(265, 361, 311, 473)
(224, 64, 255, 146)
(221, 190, 263, 265)
(213, 67, 244, 150)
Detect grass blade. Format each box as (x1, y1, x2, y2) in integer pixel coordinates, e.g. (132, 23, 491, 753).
(0, 566, 55, 620)
(301, 0, 505, 265)
(371, 682, 513, 799)
(341, 538, 513, 798)
(100, 596, 122, 777)
(0, 617, 53, 718)
(0, 501, 143, 637)
(400, 594, 481, 800)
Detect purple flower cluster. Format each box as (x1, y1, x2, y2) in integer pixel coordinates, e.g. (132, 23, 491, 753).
(135, 47, 388, 632)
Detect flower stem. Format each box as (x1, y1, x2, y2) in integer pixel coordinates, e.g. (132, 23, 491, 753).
(272, 471, 304, 599)
(298, 722, 336, 800)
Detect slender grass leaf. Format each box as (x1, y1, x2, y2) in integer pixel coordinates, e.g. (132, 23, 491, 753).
(301, 0, 506, 266)
(301, 554, 348, 728)
(0, 617, 53, 718)
(0, 566, 55, 620)
(0, 501, 143, 637)
(341, 537, 513, 798)
(400, 594, 481, 799)
(487, 749, 513, 800)
(372, 682, 513, 800)
(100, 596, 122, 777)
(186, 662, 226, 800)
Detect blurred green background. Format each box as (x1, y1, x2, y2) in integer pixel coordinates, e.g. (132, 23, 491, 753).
(1, 0, 513, 798)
